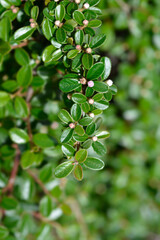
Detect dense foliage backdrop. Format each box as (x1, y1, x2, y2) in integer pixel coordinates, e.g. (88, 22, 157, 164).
(0, 0, 160, 240)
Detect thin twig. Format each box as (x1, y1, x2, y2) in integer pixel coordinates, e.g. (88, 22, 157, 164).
(2, 144, 20, 194)
(11, 41, 29, 50)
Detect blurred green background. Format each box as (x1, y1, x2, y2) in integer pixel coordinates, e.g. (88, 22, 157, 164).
(60, 0, 160, 239)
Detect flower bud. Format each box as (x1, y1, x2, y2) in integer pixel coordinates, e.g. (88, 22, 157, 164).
(76, 45, 82, 51)
(89, 113, 94, 118)
(86, 48, 92, 54)
(69, 123, 76, 129)
(88, 81, 94, 87)
(75, 0, 80, 4)
(83, 3, 90, 9)
(80, 77, 87, 85)
(107, 79, 113, 86)
(83, 20, 89, 26)
(55, 20, 61, 27)
(55, 0, 59, 2)
(29, 18, 34, 23)
(88, 98, 94, 105)
(12, 7, 19, 13)
(30, 22, 37, 28)
(67, 93, 72, 100)
(92, 136, 98, 142)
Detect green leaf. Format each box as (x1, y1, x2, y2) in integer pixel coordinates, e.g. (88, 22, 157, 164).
(73, 133, 88, 142)
(72, 93, 87, 104)
(73, 10, 85, 25)
(42, 18, 54, 40)
(93, 81, 108, 93)
(93, 93, 103, 101)
(17, 65, 32, 87)
(0, 17, 11, 41)
(96, 131, 110, 139)
(31, 6, 39, 20)
(86, 122, 96, 135)
(0, 39, 11, 56)
(61, 127, 74, 143)
(94, 100, 109, 110)
(75, 149, 87, 163)
(83, 139, 92, 149)
(92, 141, 106, 155)
(89, 33, 106, 49)
(14, 96, 29, 118)
(62, 144, 75, 157)
(21, 150, 35, 169)
(101, 57, 112, 80)
(33, 133, 53, 148)
(52, 49, 63, 61)
(1, 196, 18, 210)
(81, 102, 90, 113)
(55, 161, 74, 178)
(14, 48, 30, 66)
(56, 28, 66, 43)
(0, 91, 10, 107)
(59, 78, 80, 92)
(2, 80, 18, 93)
(67, 49, 79, 59)
(82, 53, 93, 70)
(14, 26, 35, 41)
(71, 103, 81, 121)
(92, 109, 102, 115)
(74, 165, 83, 181)
(72, 53, 83, 69)
(55, 4, 65, 22)
(40, 196, 52, 217)
(87, 62, 104, 80)
(62, 22, 74, 32)
(87, 0, 100, 6)
(0, 226, 9, 239)
(75, 125, 85, 136)
(75, 30, 84, 45)
(58, 109, 72, 124)
(84, 157, 104, 170)
(9, 128, 29, 144)
(42, 45, 56, 63)
(79, 117, 92, 126)
(88, 19, 102, 28)
(104, 91, 112, 101)
(110, 84, 118, 95)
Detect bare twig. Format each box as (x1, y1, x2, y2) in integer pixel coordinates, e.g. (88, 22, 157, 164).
(11, 41, 29, 50)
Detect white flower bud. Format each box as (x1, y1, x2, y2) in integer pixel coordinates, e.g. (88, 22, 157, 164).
(107, 79, 113, 86)
(76, 45, 82, 51)
(69, 123, 76, 129)
(92, 136, 98, 142)
(84, 3, 90, 9)
(75, 0, 80, 4)
(86, 48, 92, 54)
(83, 20, 89, 26)
(55, 0, 59, 2)
(55, 20, 61, 27)
(89, 113, 94, 118)
(88, 98, 94, 105)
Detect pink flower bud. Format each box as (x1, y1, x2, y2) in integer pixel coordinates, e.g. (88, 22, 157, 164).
(67, 94, 72, 100)
(88, 98, 94, 105)
(30, 22, 37, 28)
(80, 77, 87, 85)
(88, 81, 94, 88)
(83, 3, 90, 9)
(76, 45, 81, 51)
(12, 8, 18, 13)
(29, 18, 34, 23)
(69, 123, 76, 129)
(92, 136, 98, 142)
(55, 20, 61, 27)
(86, 48, 92, 54)
(83, 20, 89, 26)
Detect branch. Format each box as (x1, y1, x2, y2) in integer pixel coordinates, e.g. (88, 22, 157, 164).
(11, 40, 29, 50)
(2, 144, 20, 194)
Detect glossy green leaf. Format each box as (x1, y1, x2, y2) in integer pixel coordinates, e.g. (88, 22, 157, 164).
(101, 57, 112, 80)
(75, 149, 87, 163)
(40, 196, 52, 217)
(75, 30, 84, 45)
(96, 131, 110, 139)
(0, 226, 9, 239)
(82, 53, 93, 70)
(17, 65, 32, 87)
(89, 33, 106, 49)
(79, 117, 92, 126)
(0, 17, 11, 41)
(14, 48, 30, 66)
(42, 18, 54, 40)
(55, 4, 65, 22)
(87, 62, 104, 80)
(59, 78, 80, 92)
(0, 39, 11, 56)
(42, 45, 56, 62)
(73, 133, 88, 142)
(21, 150, 35, 169)
(94, 100, 109, 110)
(56, 28, 66, 43)
(81, 102, 90, 113)
(72, 93, 87, 104)
(88, 19, 102, 28)
(9, 128, 29, 144)
(33, 133, 53, 148)
(87, 0, 100, 7)
(61, 127, 74, 143)
(92, 141, 106, 155)
(1, 196, 18, 210)
(14, 96, 29, 118)
(62, 144, 75, 157)
(86, 122, 96, 135)
(74, 165, 83, 181)
(58, 109, 72, 124)
(84, 157, 104, 170)
(75, 125, 85, 136)
(67, 49, 79, 59)
(31, 6, 39, 20)
(73, 10, 85, 25)
(0, 91, 10, 107)
(14, 26, 35, 41)
(55, 161, 74, 178)
(71, 103, 81, 121)
(93, 81, 108, 93)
